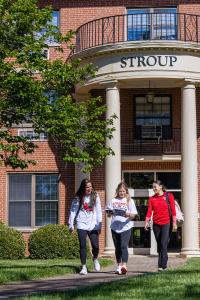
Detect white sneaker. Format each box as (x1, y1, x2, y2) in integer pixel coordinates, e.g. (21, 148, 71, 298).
(115, 265, 122, 275)
(93, 259, 101, 271)
(79, 265, 87, 275)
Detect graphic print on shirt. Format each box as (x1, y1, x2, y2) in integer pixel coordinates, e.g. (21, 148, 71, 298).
(81, 196, 94, 214)
(112, 200, 128, 216)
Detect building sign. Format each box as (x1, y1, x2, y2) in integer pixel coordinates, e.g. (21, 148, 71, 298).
(120, 55, 178, 68)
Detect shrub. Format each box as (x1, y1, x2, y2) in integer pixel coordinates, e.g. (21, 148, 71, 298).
(29, 224, 81, 259)
(0, 222, 26, 259)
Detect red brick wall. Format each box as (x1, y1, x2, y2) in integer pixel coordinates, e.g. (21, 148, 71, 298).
(39, 1, 200, 59)
(2, 0, 200, 253)
(122, 161, 180, 170)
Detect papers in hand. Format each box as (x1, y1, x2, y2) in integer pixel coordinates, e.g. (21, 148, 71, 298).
(113, 209, 126, 217)
(105, 208, 126, 217)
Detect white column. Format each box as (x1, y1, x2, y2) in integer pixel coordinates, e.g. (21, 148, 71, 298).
(181, 83, 200, 256)
(104, 83, 121, 255)
(74, 93, 91, 192)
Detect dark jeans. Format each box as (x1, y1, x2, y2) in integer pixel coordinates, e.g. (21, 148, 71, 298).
(77, 229, 99, 265)
(111, 229, 131, 263)
(153, 223, 170, 269)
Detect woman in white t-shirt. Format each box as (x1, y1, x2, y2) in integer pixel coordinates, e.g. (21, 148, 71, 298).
(68, 178, 102, 275)
(106, 181, 137, 275)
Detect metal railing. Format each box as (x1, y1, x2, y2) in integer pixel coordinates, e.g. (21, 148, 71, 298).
(75, 13, 200, 53)
(121, 128, 181, 156)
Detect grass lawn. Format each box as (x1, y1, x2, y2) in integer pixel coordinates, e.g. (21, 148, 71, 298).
(18, 258, 200, 300)
(0, 258, 113, 284)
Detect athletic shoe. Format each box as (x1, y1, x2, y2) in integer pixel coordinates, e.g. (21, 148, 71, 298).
(121, 265, 127, 275)
(93, 259, 101, 272)
(115, 265, 122, 275)
(158, 267, 167, 271)
(79, 265, 87, 275)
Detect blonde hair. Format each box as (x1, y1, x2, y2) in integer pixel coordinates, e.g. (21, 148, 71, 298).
(115, 181, 132, 205)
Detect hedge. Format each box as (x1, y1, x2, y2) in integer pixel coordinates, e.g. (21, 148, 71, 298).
(29, 224, 82, 259)
(0, 222, 26, 259)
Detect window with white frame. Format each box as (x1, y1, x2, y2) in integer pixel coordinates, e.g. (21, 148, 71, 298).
(42, 48, 49, 60)
(8, 174, 59, 227)
(18, 129, 48, 141)
(134, 95, 172, 139)
(127, 7, 177, 41)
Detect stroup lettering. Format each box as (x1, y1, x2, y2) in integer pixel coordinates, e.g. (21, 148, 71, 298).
(120, 55, 178, 68)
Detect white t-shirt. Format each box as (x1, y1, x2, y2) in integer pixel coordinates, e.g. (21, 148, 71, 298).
(107, 197, 138, 233)
(68, 194, 102, 231)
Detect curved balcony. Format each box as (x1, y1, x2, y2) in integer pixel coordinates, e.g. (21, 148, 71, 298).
(75, 13, 200, 54)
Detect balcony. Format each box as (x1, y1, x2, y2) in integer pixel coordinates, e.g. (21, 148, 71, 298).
(121, 128, 181, 156)
(75, 13, 200, 53)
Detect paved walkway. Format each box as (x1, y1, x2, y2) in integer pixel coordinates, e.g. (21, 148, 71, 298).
(0, 255, 187, 299)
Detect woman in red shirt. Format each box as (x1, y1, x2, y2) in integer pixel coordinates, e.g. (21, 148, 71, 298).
(144, 180, 177, 271)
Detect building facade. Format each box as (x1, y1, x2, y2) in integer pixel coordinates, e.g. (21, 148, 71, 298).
(1, 0, 200, 256)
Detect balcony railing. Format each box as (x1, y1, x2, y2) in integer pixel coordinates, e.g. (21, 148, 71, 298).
(121, 128, 181, 156)
(75, 13, 200, 53)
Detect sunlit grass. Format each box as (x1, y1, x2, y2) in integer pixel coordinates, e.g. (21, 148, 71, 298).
(0, 258, 113, 284)
(19, 258, 200, 300)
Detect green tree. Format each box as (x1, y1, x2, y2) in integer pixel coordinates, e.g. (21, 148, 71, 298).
(0, 0, 116, 172)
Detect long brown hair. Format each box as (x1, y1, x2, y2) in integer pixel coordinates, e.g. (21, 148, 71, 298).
(76, 178, 97, 207)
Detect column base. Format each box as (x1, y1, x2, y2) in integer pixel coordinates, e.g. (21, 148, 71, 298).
(102, 247, 115, 257)
(181, 248, 200, 257)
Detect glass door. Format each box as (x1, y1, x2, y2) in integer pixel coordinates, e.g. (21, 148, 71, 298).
(127, 9, 150, 41)
(127, 7, 177, 41)
(153, 8, 177, 40)
(124, 171, 182, 254)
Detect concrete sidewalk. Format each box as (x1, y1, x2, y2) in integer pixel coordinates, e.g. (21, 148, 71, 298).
(0, 256, 186, 299)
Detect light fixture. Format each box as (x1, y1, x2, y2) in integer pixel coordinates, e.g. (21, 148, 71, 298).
(146, 80, 155, 103)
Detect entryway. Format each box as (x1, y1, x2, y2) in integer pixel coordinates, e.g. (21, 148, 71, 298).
(123, 171, 182, 254)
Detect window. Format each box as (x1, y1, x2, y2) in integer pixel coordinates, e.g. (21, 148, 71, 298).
(8, 174, 59, 227)
(134, 198, 149, 221)
(127, 8, 177, 41)
(42, 48, 49, 60)
(124, 172, 154, 189)
(18, 129, 48, 141)
(44, 90, 58, 105)
(156, 172, 181, 189)
(38, 11, 60, 45)
(134, 95, 172, 139)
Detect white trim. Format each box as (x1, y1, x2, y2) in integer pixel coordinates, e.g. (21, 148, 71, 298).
(121, 155, 181, 161)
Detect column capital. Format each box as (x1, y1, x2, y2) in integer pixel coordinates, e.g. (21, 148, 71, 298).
(100, 78, 119, 89)
(182, 80, 197, 89)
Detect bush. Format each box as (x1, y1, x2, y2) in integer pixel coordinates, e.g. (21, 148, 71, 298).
(0, 222, 26, 259)
(29, 224, 81, 259)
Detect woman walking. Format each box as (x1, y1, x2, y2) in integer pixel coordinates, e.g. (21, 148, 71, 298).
(106, 181, 137, 275)
(144, 180, 177, 271)
(68, 178, 102, 275)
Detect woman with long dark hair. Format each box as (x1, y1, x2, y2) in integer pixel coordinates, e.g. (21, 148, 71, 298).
(68, 178, 102, 275)
(144, 180, 177, 271)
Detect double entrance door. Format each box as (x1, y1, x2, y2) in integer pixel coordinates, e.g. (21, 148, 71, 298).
(123, 171, 182, 254)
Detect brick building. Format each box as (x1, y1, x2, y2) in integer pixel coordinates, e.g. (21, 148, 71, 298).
(1, 0, 200, 256)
